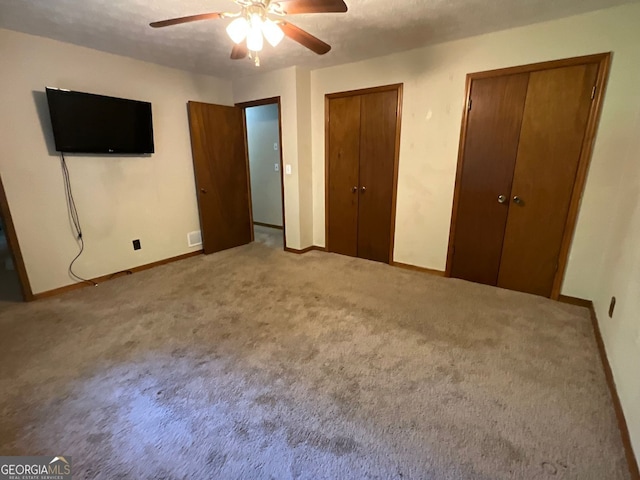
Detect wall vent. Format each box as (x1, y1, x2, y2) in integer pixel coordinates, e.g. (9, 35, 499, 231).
(188, 230, 202, 247)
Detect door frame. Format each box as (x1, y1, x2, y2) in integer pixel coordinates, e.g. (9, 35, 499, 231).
(235, 97, 288, 251)
(324, 83, 404, 264)
(445, 52, 612, 299)
(0, 175, 34, 301)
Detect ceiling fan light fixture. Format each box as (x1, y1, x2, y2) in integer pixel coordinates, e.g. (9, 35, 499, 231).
(247, 13, 264, 51)
(226, 17, 248, 44)
(262, 19, 284, 47)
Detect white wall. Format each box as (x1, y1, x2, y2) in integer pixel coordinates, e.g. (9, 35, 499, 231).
(594, 106, 640, 460)
(233, 67, 313, 250)
(246, 104, 283, 227)
(0, 28, 233, 294)
(309, 3, 640, 457)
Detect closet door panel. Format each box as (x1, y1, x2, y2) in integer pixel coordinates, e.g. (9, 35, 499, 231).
(328, 96, 361, 257)
(450, 73, 530, 285)
(498, 63, 598, 296)
(357, 90, 398, 263)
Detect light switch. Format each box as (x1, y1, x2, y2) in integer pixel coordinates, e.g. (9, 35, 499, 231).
(285, 164, 292, 175)
(274, 163, 279, 172)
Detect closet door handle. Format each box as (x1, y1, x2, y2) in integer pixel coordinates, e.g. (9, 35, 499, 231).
(361, 186, 366, 193)
(497, 194, 507, 204)
(513, 195, 523, 205)
(200, 188, 207, 194)
(352, 186, 357, 193)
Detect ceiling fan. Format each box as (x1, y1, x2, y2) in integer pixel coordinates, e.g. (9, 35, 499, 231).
(150, 0, 348, 66)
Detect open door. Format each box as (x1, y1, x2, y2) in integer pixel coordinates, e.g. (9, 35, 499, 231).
(187, 101, 253, 254)
(0, 176, 33, 301)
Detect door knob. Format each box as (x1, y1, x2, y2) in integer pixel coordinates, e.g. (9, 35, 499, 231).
(513, 195, 523, 205)
(352, 186, 357, 193)
(497, 194, 507, 204)
(361, 186, 366, 193)
(200, 188, 207, 194)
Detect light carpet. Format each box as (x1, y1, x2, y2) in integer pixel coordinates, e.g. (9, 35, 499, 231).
(0, 241, 629, 479)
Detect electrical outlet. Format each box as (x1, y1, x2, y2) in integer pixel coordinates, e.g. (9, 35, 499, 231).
(274, 163, 279, 172)
(608, 296, 616, 318)
(273, 142, 278, 151)
(132, 239, 141, 251)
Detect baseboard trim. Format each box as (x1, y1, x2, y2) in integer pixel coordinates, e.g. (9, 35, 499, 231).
(33, 250, 204, 300)
(253, 221, 284, 230)
(391, 261, 446, 277)
(557, 294, 593, 308)
(559, 296, 640, 479)
(284, 246, 326, 254)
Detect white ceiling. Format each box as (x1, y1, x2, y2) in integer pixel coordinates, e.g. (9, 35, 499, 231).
(0, 0, 636, 79)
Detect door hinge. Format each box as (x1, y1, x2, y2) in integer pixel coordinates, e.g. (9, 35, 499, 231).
(591, 85, 597, 100)
(468, 98, 472, 111)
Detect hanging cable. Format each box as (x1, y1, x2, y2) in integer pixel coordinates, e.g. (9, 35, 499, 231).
(60, 152, 97, 286)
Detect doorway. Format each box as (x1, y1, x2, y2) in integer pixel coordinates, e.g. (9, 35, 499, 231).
(0, 176, 33, 302)
(238, 98, 286, 251)
(187, 97, 287, 255)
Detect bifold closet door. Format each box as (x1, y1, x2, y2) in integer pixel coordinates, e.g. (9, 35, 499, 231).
(357, 90, 398, 263)
(327, 96, 361, 257)
(497, 63, 598, 296)
(450, 73, 530, 285)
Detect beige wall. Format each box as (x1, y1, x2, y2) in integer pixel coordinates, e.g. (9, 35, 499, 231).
(309, 3, 640, 456)
(0, 28, 232, 294)
(246, 104, 283, 227)
(233, 67, 313, 249)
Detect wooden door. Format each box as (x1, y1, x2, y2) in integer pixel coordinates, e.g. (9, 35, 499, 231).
(327, 96, 361, 257)
(357, 90, 398, 263)
(497, 64, 599, 296)
(450, 74, 530, 285)
(187, 101, 252, 254)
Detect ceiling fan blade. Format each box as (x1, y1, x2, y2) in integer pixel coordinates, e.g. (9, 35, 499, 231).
(231, 41, 248, 60)
(275, 0, 347, 14)
(279, 22, 331, 55)
(150, 13, 223, 28)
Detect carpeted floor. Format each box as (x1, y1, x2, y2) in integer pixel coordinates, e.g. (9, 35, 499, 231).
(0, 239, 629, 479)
(253, 224, 284, 249)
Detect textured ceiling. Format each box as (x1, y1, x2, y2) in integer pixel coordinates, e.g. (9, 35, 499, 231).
(0, 0, 636, 79)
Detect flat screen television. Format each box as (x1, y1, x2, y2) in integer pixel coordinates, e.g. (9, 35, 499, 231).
(46, 87, 154, 154)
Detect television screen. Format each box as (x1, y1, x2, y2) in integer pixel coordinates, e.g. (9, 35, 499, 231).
(45, 88, 154, 154)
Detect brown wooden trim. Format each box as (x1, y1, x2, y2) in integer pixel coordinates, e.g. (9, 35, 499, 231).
(445, 73, 473, 278)
(326, 83, 404, 100)
(284, 245, 326, 254)
(0, 175, 34, 301)
(253, 221, 284, 230)
(324, 83, 403, 263)
(551, 53, 612, 299)
(241, 107, 255, 243)
(236, 97, 288, 250)
(582, 300, 640, 480)
(235, 97, 281, 109)
(467, 53, 611, 80)
(391, 261, 446, 277)
(324, 94, 331, 252)
(388, 84, 403, 263)
(33, 250, 203, 300)
(557, 294, 592, 308)
(445, 52, 612, 301)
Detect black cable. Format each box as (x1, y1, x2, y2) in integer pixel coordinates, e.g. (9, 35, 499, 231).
(61, 153, 97, 286)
